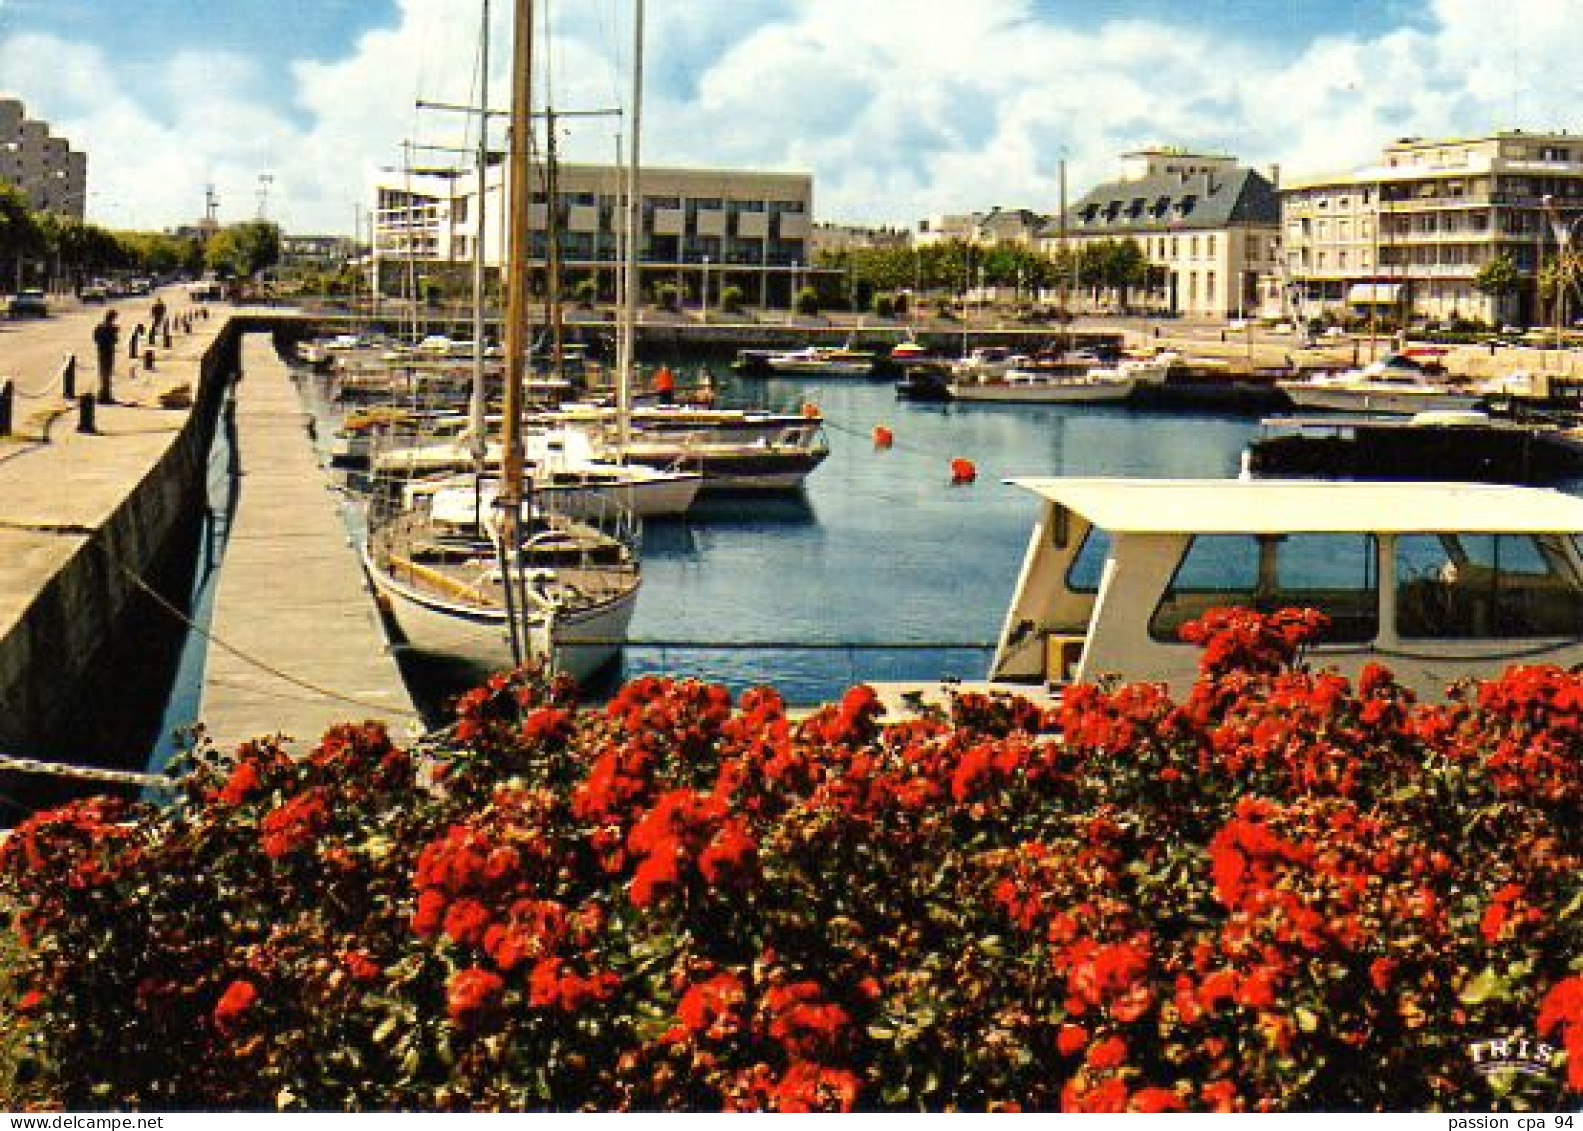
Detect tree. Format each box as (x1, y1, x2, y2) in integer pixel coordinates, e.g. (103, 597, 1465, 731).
(0, 185, 44, 288)
(205, 221, 282, 278)
(794, 285, 820, 316)
(1473, 253, 1521, 322)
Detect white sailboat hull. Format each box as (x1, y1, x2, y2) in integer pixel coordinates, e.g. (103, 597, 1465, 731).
(577, 473, 702, 518)
(365, 554, 639, 684)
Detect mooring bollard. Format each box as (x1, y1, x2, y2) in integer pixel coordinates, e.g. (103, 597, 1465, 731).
(162, 326, 172, 348)
(143, 348, 156, 371)
(61, 353, 76, 400)
(77, 393, 96, 434)
(0, 380, 13, 437)
(129, 325, 144, 358)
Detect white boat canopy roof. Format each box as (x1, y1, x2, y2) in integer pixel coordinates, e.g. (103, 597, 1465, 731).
(1008, 477, 1583, 535)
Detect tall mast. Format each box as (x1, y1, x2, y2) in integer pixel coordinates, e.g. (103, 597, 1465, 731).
(501, 0, 533, 519)
(1060, 156, 1071, 353)
(468, 0, 491, 469)
(546, 103, 566, 384)
(617, 0, 644, 456)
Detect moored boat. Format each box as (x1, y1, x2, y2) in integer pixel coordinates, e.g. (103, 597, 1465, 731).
(1277, 353, 1485, 415)
(1244, 410, 1583, 485)
(947, 367, 1136, 404)
(759, 344, 876, 377)
(987, 477, 1583, 700)
(364, 481, 641, 681)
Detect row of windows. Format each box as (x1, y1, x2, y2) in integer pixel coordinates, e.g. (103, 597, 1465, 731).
(1137, 234, 1216, 260)
(1068, 532, 1583, 642)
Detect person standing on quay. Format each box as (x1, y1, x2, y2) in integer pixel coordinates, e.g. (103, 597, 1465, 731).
(150, 295, 167, 337)
(93, 309, 120, 402)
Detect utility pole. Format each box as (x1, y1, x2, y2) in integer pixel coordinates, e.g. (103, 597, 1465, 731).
(256, 173, 274, 221)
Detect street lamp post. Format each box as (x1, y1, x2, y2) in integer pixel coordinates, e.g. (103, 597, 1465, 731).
(701, 255, 710, 323)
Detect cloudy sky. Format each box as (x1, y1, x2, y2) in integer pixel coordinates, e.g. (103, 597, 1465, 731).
(0, 0, 1577, 235)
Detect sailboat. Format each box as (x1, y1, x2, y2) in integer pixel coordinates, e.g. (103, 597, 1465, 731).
(363, 0, 642, 682)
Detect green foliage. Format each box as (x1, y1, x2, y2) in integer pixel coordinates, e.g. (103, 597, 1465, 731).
(654, 283, 679, 312)
(573, 278, 597, 308)
(1473, 253, 1522, 299)
(872, 292, 896, 319)
(0, 906, 46, 1108)
(794, 286, 820, 316)
(718, 284, 744, 314)
(205, 221, 283, 279)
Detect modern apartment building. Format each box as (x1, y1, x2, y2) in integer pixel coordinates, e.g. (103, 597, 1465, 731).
(372, 161, 813, 307)
(0, 97, 87, 219)
(279, 234, 362, 273)
(1046, 148, 1281, 318)
(1280, 131, 1583, 326)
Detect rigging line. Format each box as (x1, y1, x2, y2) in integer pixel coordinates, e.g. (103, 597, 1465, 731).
(96, 540, 423, 721)
(818, 414, 996, 471)
(0, 750, 176, 790)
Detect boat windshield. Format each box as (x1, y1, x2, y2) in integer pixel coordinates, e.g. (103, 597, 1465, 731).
(1395, 533, 1583, 639)
(1148, 533, 1380, 643)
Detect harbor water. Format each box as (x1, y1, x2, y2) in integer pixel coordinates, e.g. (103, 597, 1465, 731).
(562, 361, 1254, 706)
(296, 350, 1258, 713)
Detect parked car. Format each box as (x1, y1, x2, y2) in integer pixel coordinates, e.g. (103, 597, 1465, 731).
(80, 284, 108, 302)
(7, 289, 48, 317)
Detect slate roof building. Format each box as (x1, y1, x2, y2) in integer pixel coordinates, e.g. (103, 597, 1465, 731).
(1041, 148, 1281, 318)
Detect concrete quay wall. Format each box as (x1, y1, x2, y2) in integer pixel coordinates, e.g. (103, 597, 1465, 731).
(0, 302, 238, 766)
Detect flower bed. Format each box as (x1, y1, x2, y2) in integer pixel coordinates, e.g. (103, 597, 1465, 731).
(1, 609, 1578, 1111)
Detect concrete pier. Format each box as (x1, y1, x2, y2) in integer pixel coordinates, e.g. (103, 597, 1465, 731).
(197, 336, 417, 752)
(0, 291, 231, 766)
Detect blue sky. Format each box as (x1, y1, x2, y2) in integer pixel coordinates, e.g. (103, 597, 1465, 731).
(0, 0, 1578, 233)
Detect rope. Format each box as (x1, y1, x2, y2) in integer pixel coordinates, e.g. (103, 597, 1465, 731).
(6, 380, 64, 402)
(622, 639, 995, 650)
(101, 543, 423, 721)
(0, 750, 175, 790)
(820, 413, 985, 470)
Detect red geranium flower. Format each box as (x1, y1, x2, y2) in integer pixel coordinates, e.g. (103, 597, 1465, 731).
(213, 979, 258, 1037)
(1087, 1035, 1127, 1070)
(447, 967, 504, 1030)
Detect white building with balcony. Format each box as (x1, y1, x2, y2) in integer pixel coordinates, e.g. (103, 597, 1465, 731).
(1280, 131, 1583, 326)
(372, 160, 813, 308)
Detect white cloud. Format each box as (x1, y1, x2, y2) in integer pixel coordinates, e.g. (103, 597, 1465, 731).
(6, 0, 1583, 234)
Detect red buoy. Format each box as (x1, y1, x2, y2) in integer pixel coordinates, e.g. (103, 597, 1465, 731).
(873, 425, 894, 449)
(950, 457, 977, 485)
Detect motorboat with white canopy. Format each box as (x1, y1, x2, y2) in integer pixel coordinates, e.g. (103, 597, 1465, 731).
(989, 477, 1583, 699)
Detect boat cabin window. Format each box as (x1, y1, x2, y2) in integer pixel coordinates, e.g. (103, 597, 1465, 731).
(1149, 533, 1379, 643)
(1065, 526, 1111, 592)
(1395, 533, 1583, 639)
